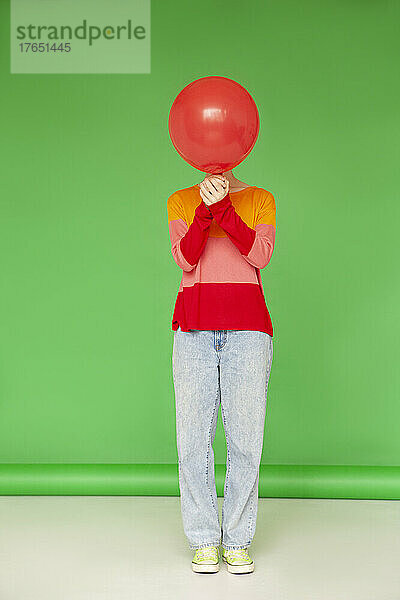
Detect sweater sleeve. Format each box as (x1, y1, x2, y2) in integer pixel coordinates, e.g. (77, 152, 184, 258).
(208, 190, 276, 269)
(167, 192, 213, 272)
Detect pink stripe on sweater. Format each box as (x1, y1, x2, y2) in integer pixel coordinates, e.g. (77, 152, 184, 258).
(179, 236, 260, 287)
(246, 223, 276, 269)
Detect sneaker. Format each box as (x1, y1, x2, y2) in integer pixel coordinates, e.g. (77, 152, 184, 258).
(191, 545, 220, 573)
(221, 546, 254, 573)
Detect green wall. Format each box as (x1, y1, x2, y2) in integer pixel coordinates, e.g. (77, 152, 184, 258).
(1, 0, 399, 488)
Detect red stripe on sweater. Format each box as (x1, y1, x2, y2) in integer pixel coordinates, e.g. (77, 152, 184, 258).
(171, 281, 273, 335)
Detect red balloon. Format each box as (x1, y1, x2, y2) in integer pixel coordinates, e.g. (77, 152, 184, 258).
(168, 76, 259, 174)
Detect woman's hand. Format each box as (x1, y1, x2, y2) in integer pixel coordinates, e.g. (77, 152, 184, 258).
(199, 174, 229, 206)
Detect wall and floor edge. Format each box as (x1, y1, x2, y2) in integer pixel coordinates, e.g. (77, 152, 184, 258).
(0, 464, 399, 499)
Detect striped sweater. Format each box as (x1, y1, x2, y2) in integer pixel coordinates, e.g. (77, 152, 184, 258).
(166, 184, 276, 335)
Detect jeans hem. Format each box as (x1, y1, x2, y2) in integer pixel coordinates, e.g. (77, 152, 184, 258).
(221, 543, 251, 550)
(189, 540, 221, 550)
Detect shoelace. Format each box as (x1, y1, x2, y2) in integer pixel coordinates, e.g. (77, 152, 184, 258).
(195, 546, 218, 560)
(225, 548, 250, 560)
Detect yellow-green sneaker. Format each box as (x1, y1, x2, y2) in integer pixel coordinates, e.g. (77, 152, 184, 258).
(221, 546, 254, 573)
(191, 545, 220, 573)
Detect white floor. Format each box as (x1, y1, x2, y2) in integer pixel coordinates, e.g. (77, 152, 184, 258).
(0, 495, 399, 600)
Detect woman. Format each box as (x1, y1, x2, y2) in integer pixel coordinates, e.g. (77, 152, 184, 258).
(167, 170, 276, 574)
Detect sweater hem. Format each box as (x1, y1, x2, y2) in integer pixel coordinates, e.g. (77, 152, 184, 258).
(172, 321, 273, 336)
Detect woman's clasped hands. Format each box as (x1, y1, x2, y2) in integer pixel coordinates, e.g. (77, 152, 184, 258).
(199, 174, 229, 207)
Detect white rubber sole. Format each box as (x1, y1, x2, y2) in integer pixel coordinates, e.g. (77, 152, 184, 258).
(192, 561, 220, 573)
(222, 556, 254, 574)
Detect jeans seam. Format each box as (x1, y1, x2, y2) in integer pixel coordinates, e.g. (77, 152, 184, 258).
(247, 471, 259, 541)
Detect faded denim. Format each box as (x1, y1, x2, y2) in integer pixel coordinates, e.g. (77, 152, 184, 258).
(172, 326, 273, 551)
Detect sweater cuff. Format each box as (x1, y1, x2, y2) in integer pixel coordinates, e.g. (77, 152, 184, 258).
(207, 193, 232, 217)
(196, 199, 214, 220)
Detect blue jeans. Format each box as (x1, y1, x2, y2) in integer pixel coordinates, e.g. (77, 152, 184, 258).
(172, 326, 273, 550)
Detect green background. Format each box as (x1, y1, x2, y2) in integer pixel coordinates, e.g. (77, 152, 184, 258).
(1, 0, 399, 494)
